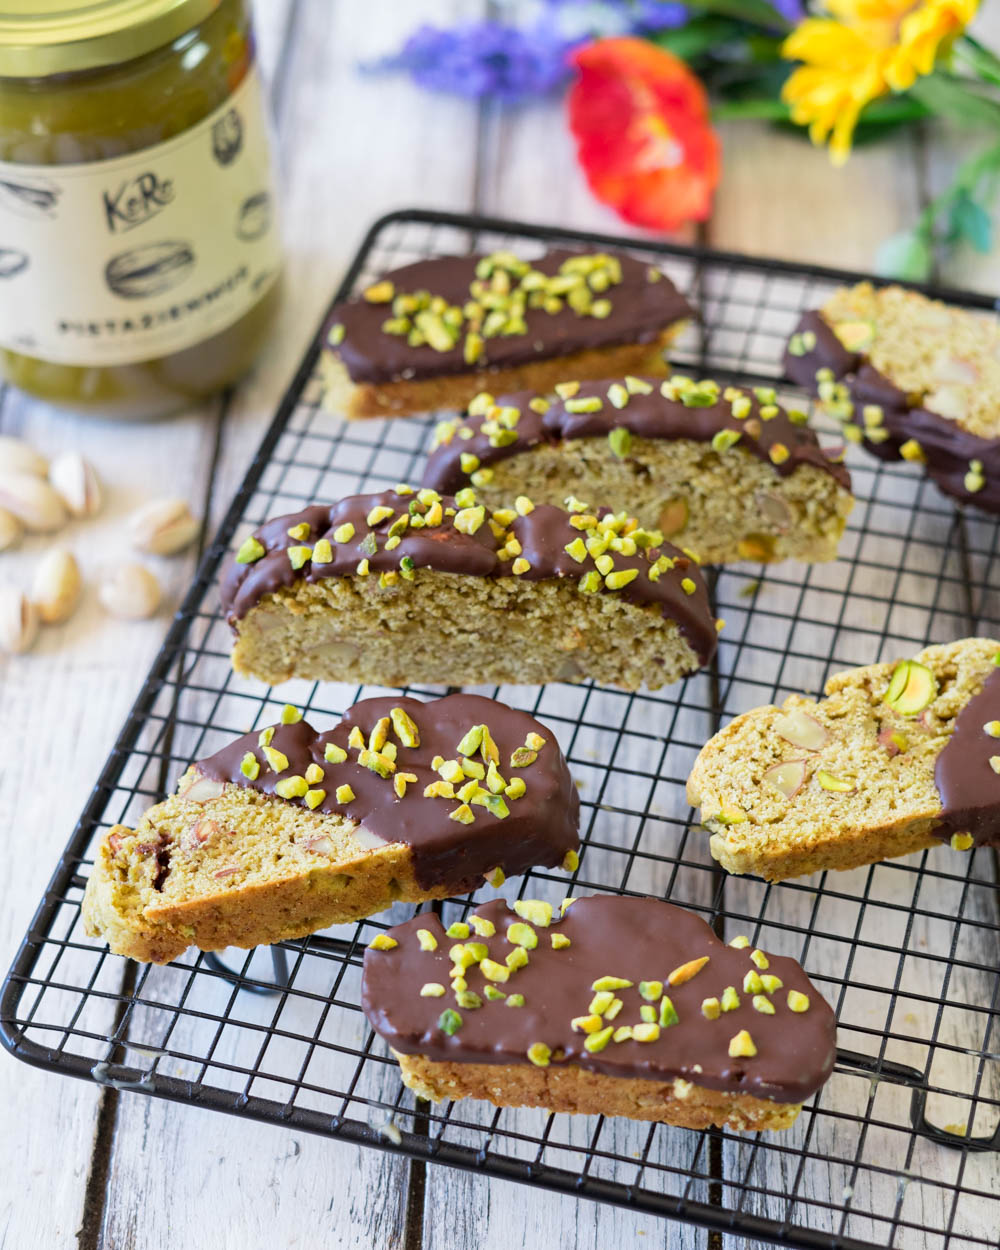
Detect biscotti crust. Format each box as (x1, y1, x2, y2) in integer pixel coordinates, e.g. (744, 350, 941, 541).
(229, 570, 702, 691)
(394, 1051, 802, 1131)
(320, 329, 680, 420)
(688, 638, 1000, 881)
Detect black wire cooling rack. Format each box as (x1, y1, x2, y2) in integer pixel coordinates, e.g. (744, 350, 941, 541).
(3, 209, 999, 1250)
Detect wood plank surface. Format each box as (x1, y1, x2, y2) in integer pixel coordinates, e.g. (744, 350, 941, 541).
(1, 3, 997, 1249)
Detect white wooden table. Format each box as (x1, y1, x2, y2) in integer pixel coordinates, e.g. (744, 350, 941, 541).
(2, 5, 998, 1248)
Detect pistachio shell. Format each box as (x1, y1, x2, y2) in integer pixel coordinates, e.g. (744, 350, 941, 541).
(31, 548, 82, 624)
(127, 498, 199, 556)
(49, 453, 102, 518)
(0, 435, 47, 477)
(0, 586, 39, 653)
(0, 471, 67, 532)
(0, 507, 22, 551)
(98, 562, 161, 619)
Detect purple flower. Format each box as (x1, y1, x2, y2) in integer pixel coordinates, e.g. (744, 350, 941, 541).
(377, 21, 574, 101)
(771, 0, 806, 21)
(542, 1, 688, 36)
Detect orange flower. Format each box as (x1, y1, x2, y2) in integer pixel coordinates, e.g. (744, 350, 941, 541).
(567, 38, 721, 232)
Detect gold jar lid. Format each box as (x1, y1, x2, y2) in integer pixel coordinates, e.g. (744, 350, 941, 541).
(0, 0, 222, 78)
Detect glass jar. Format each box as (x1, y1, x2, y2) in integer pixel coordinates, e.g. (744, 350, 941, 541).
(0, 0, 282, 419)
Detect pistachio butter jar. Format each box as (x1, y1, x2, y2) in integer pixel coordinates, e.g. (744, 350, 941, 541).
(0, 0, 282, 418)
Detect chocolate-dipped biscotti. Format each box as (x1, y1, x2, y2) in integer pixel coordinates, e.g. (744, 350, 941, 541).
(784, 283, 1000, 513)
(688, 638, 1000, 881)
(82, 694, 579, 964)
(362, 895, 837, 1132)
(424, 375, 853, 564)
(221, 486, 719, 691)
(321, 249, 693, 419)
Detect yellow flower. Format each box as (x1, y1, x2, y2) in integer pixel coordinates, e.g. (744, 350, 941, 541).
(782, 1, 980, 164)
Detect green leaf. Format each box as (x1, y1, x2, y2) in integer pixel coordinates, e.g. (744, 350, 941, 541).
(653, 17, 746, 62)
(876, 231, 934, 282)
(949, 189, 993, 252)
(909, 74, 1000, 127)
(680, 0, 794, 28)
(713, 98, 792, 121)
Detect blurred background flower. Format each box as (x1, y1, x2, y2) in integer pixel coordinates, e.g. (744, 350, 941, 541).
(373, 1, 1000, 277)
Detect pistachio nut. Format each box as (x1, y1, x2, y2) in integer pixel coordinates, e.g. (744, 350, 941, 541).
(31, 548, 82, 624)
(0, 435, 47, 478)
(127, 498, 199, 556)
(0, 471, 67, 532)
(0, 586, 39, 653)
(98, 562, 161, 620)
(0, 507, 22, 552)
(49, 453, 103, 519)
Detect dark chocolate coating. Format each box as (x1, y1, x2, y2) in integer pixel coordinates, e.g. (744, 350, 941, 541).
(934, 665, 1000, 848)
(783, 309, 1000, 514)
(362, 896, 838, 1104)
(423, 377, 850, 496)
(328, 250, 694, 384)
(195, 694, 580, 890)
(219, 489, 718, 666)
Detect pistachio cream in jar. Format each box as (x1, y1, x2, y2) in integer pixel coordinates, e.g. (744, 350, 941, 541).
(0, 0, 282, 418)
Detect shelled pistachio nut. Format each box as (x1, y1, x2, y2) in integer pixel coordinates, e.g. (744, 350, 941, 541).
(0, 507, 22, 552)
(0, 435, 47, 478)
(127, 498, 199, 555)
(49, 453, 102, 519)
(0, 471, 67, 532)
(0, 586, 39, 653)
(98, 562, 161, 619)
(31, 548, 82, 625)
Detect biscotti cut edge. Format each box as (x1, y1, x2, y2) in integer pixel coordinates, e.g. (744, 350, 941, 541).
(688, 638, 1000, 882)
(319, 326, 682, 420)
(394, 1051, 801, 1131)
(81, 785, 432, 965)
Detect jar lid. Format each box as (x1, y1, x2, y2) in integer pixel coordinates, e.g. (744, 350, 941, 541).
(0, 0, 222, 78)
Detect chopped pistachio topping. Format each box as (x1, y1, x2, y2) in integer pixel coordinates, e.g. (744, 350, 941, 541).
(527, 1042, 551, 1067)
(275, 775, 308, 800)
(749, 949, 769, 970)
(416, 928, 438, 952)
(446, 922, 470, 941)
(389, 706, 420, 747)
(368, 933, 397, 950)
(555, 381, 580, 400)
(511, 557, 531, 575)
(484, 865, 506, 888)
(720, 986, 741, 1013)
(551, 933, 571, 950)
(639, 1004, 656, 1024)
(324, 743, 347, 764)
(505, 946, 529, 971)
(484, 986, 506, 1002)
(667, 955, 709, 986)
(257, 726, 274, 748)
(752, 994, 776, 1015)
(728, 1029, 757, 1058)
(608, 426, 632, 458)
(469, 916, 496, 938)
(711, 428, 741, 453)
(571, 1013, 604, 1034)
(639, 981, 663, 1002)
(590, 991, 615, 1015)
(729, 935, 750, 949)
(280, 704, 302, 725)
(420, 983, 446, 997)
(625, 375, 652, 395)
(591, 975, 633, 992)
(760, 974, 783, 994)
(449, 803, 475, 824)
(950, 833, 975, 851)
(659, 995, 679, 1028)
(510, 747, 537, 768)
(506, 994, 525, 1007)
(743, 970, 763, 995)
(329, 323, 345, 346)
(310, 538, 333, 564)
(480, 958, 510, 983)
(514, 900, 552, 928)
(787, 990, 810, 1013)
(584, 1026, 615, 1053)
(634, 1023, 661, 1043)
(680, 577, 697, 595)
(287, 545, 312, 570)
(507, 922, 538, 949)
(236, 536, 266, 564)
(262, 746, 289, 773)
(561, 848, 579, 872)
(608, 383, 629, 409)
(701, 997, 721, 1019)
(565, 396, 603, 414)
(304, 788, 325, 810)
(606, 568, 638, 591)
(335, 784, 355, 803)
(438, 1008, 463, 1035)
(239, 752, 260, 780)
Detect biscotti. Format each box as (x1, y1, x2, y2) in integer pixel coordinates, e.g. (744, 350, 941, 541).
(362, 895, 837, 1132)
(423, 375, 853, 564)
(687, 638, 1000, 882)
(82, 693, 579, 964)
(784, 283, 1000, 512)
(321, 248, 693, 419)
(221, 486, 719, 690)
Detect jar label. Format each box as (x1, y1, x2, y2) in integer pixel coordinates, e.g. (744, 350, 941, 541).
(0, 68, 281, 367)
